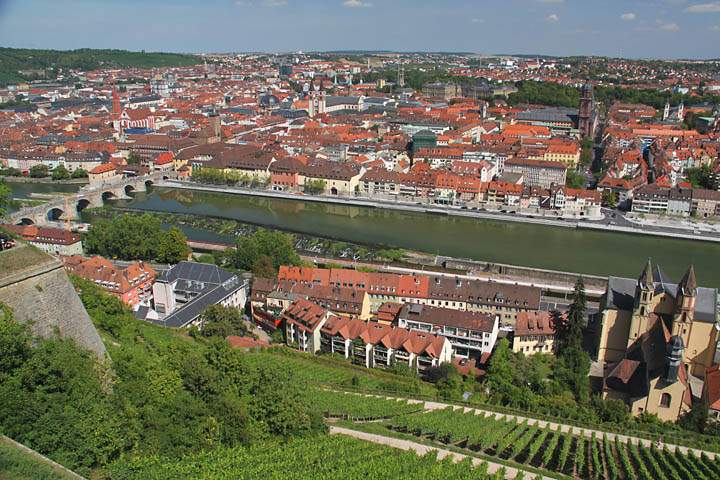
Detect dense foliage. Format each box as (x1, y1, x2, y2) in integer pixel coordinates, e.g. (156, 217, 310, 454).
(686, 165, 716, 190)
(216, 228, 302, 275)
(109, 434, 496, 480)
(83, 213, 190, 263)
(196, 304, 250, 339)
(508, 80, 581, 108)
(0, 47, 199, 86)
(0, 181, 10, 216)
(505, 80, 720, 110)
(0, 280, 324, 476)
(191, 167, 269, 187)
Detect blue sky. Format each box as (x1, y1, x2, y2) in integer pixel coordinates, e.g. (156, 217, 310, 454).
(1, 0, 719, 59)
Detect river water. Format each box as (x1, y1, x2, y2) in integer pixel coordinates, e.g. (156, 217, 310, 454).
(117, 187, 720, 287)
(8, 183, 720, 286)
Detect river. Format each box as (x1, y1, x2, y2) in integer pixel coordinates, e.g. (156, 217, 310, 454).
(108, 186, 720, 287)
(7, 182, 720, 286)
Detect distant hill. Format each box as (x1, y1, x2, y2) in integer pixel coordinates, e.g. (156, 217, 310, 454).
(0, 47, 200, 86)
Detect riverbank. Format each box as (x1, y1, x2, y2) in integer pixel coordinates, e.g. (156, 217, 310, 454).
(67, 185, 720, 285)
(1, 176, 89, 185)
(159, 180, 720, 244)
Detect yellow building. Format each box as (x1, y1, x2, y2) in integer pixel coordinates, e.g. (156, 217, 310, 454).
(512, 311, 557, 355)
(543, 144, 581, 167)
(595, 261, 718, 421)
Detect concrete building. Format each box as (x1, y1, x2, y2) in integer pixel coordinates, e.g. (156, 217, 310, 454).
(150, 261, 249, 328)
(397, 303, 499, 358)
(504, 157, 567, 188)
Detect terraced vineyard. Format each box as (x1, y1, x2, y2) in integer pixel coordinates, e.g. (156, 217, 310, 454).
(243, 349, 434, 395)
(308, 389, 423, 419)
(389, 407, 720, 479)
(110, 433, 500, 479)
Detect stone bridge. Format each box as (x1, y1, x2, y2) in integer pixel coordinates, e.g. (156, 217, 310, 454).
(8, 171, 175, 226)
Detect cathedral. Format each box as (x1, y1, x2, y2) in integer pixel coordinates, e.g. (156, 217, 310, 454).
(595, 260, 718, 421)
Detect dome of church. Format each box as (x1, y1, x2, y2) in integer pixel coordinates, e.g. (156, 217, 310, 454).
(259, 93, 280, 107)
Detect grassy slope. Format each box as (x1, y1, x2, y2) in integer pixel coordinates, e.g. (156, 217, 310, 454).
(0, 437, 78, 480)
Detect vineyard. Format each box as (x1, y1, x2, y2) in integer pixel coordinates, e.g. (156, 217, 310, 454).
(109, 434, 502, 480)
(388, 407, 720, 480)
(243, 349, 434, 395)
(307, 389, 422, 420)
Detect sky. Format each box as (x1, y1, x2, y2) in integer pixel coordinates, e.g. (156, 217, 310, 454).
(0, 0, 719, 59)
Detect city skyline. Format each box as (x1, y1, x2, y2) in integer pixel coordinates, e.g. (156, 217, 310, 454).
(1, 0, 720, 59)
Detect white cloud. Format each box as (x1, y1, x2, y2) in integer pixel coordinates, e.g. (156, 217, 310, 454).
(262, 0, 287, 6)
(659, 21, 681, 31)
(546, 13, 559, 22)
(471, 18, 485, 23)
(537, 0, 564, 3)
(685, 2, 720, 12)
(621, 13, 637, 21)
(343, 0, 372, 7)
(712, 24, 720, 30)
(235, 0, 252, 5)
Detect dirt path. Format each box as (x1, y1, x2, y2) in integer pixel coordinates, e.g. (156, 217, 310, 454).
(329, 425, 555, 480)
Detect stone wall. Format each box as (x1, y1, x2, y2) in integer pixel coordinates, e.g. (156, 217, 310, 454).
(0, 256, 106, 359)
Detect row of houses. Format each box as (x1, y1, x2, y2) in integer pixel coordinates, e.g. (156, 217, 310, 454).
(284, 299, 453, 372)
(631, 184, 720, 218)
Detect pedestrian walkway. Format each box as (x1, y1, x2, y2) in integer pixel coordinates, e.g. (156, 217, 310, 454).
(329, 426, 553, 480)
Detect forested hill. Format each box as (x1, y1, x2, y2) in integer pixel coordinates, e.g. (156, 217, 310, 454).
(0, 47, 200, 85)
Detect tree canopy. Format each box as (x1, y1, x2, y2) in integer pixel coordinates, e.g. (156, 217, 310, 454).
(83, 213, 190, 263)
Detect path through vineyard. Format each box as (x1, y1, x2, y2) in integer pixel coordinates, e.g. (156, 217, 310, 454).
(340, 392, 717, 460)
(329, 426, 554, 480)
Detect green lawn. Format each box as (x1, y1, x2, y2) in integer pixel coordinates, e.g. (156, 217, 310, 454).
(0, 437, 78, 480)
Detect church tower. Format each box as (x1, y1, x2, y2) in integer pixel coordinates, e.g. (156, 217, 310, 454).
(673, 265, 696, 345)
(629, 259, 654, 345)
(397, 64, 405, 88)
(663, 101, 671, 121)
(578, 83, 595, 139)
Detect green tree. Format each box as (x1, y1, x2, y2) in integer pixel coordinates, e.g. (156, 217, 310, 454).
(199, 305, 249, 339)
(71, 168, 88, 179)
(29, 164, 50, 178)
(602, 189, 617, 208)
(551, 278, 591, 403)
(252, 254, 276, 278)
(0, 181, 11, 216)
(232, 229, 301, 272)
(303, 179, 327, 194)
(126, 152, 142, 165)
(83, 213, 190, 262)
(565, 169, 586, 189)
(156, 226, 191, 263)
(51, 164, 70, 180)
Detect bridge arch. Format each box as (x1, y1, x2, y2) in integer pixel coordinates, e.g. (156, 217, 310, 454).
(124, 184, 136, 196)
(102, 191, 117, 202)
(47, 207, 64, 221)
(76, 198, 91, 213)
(17, 217, 35, 225)
(144, 179, 155, 189)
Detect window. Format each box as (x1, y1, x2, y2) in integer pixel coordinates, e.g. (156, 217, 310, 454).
(659, 393, 671, 408)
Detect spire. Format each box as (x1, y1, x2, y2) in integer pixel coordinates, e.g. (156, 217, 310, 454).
(639, 258, 654, 289)
(678, 265, 697, 296)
